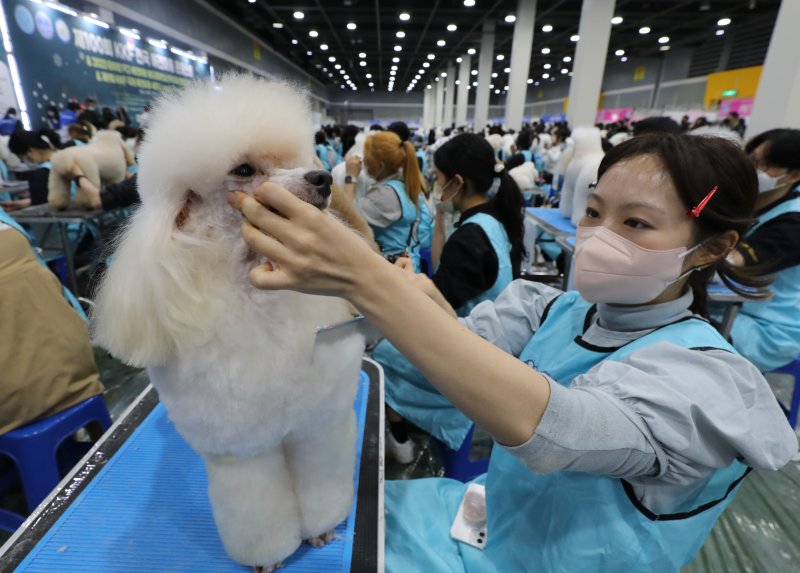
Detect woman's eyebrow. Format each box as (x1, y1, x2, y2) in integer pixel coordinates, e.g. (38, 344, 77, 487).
(588, 192, 667, 216)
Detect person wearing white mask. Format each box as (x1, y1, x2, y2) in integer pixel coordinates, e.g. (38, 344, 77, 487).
(229, 133, 796, 572)
(724, 129, 800, 371)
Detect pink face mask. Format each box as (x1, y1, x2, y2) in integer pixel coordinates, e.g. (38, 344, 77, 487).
(574, 226, 703, 305)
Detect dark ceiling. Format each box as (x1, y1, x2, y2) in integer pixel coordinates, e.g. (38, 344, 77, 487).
(205, 0, 781, 95)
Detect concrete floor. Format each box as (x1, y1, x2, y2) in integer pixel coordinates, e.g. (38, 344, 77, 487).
(2, 355, 799, 571)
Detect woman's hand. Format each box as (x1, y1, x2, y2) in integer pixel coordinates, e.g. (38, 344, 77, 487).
(345, 155, 362, 178)
(229, 182, 386, 297)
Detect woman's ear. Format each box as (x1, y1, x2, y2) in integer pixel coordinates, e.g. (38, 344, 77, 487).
(693, 230, 740, 268)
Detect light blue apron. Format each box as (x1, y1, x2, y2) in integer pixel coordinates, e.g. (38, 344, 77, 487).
(0, 207, 86, 321)
(730, 194, 800, 371)
(385, 291, 749, 572)
(372, 179, 424, 272)
(519, 149, 532, 162)
(377, 212, 513, 449)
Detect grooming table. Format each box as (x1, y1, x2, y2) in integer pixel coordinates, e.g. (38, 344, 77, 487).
(0, 359, 385, 572)
(525, 207, 577, 237)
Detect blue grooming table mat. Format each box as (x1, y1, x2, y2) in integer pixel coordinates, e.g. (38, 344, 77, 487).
(8, 370, 374, 572)
(526, 207, 577, 236)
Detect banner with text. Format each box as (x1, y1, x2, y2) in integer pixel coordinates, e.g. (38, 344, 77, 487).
(5, 0, 209, 128)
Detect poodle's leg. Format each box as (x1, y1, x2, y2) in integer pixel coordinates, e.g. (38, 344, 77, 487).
(284, 409, 357, 542)
(76, 160, 100, 208)
(204, 449, 301, 568)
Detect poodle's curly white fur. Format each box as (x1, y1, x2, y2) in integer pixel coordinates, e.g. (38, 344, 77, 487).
(93, 75, 366, 569)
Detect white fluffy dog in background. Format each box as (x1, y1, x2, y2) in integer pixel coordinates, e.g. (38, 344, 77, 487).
(93, 75, 366, 572)
(48, 129, 134, 209)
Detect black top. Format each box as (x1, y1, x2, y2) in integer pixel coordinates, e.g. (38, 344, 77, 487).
(738, 187, 800, 274)
(433, 201, 500, 310)
(27, 167, 50, 206)
(100, 174, 140, 210)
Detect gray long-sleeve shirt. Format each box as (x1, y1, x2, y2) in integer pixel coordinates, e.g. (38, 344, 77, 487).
(460, 280, 798, 514)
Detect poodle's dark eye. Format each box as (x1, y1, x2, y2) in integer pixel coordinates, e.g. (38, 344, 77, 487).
(230, 163, 255, 177)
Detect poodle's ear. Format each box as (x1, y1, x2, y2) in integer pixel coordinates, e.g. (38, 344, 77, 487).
(93, 201, 225, 367)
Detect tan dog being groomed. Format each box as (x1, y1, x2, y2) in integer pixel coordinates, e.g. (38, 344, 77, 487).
(48, 129, 134, 209)
(93, 75, 367, 572)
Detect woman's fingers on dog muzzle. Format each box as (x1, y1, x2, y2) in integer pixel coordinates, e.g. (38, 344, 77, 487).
(241, 220, 292, 265)
(230, 190, 294, 239)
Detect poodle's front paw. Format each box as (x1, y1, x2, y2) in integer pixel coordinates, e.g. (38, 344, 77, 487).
(252, 563, 283, 573)
(303, 530, 336, 547)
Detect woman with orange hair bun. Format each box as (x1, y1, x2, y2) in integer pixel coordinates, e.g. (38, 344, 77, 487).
(343, 130, 431, 271)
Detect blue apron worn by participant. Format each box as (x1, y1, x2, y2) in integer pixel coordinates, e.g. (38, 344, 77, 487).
(372, 179, 427, 272)
(385, 291, 750, 573)
(375, 212, 513, 449)
(729, 195, 800, 371)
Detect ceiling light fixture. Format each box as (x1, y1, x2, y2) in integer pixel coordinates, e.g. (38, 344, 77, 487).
(273, 22, 283, 29)
(570, 34, 580, 42)
(396, 31, 405, 38)
(447, 24, 457, 32)
(718, 18, 731, 26)
(392, 57, 400, 63)
(541, 47, 550, 54)
(543, 63, 551, 69)
(394, 45, 402, 51)
(467, 48, 476, 55)
(496, 54, 505, 60)
(660, 45, 671, 51)
(542, 24, 553, 32)
(347, 22, 357, 30)
(456, 57, 462, 63)
(399, 12, 410, 21)
(716, 29, 725, 36)
(505, 15, 516, 23)
(542, 73, 549, 79)
(464, 0, 475, 6)
(615, 49, 625, 56)
(293, 11, 304, 19)
(291, 39, 298, 45)
(611, 16, 623, 24)
(309, 30, 318, 38)
(639, 26, 651, 34)
(658, 36, 669, 44)
(563, 56, 572, 62)
(437, 40, 446, 47)
(621, 56, 628, 62)
(427, 54, 435, 60)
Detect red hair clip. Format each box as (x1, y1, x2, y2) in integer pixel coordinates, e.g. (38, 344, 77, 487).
(688, 186, 718, 218)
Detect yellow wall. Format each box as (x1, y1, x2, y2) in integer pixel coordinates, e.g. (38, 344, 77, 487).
(704, 65, 762, 108)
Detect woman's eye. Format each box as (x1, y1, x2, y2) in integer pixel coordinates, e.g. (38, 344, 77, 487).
(585, 207, 600, 218)
(624, 218, 651, 229)
(229, 163, 255, 177)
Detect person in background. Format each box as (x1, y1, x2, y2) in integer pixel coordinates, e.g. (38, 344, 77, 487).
(3, 107, 16, 120)
(343, 130, 430, 271)
(2, 128, 61, 210)
(369, 123, 384, 132)
(61, 122, 92, 148)
(375, 133, 526, 460)
(314, 130, 341, 171)
(633, 116, 681, 137)
(78, 98, 103, 129)
(725, 128, 800, 371)
(0, 205, 104, 435)
(45, 105, 60, 131)
(680, 115, 691, 132)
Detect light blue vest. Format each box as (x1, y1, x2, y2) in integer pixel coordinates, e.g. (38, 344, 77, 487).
(519, 149, 532, 162)
(371, 179, 423, 271)
(731, 194, 800, 370)
(315, 143, 340, 171)
(455, 212, 513, 316)
(385, 291, 749, 572)
(0, 208, 87, 321)
(377, 211, 514, 449)
(416, 149, 428, 175)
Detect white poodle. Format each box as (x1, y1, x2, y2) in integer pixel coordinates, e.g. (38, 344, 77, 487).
(93, 75, 367, 571)
(48, 129, 134, 209)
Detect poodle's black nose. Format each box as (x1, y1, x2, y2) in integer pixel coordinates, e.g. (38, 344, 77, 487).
(304, 170, 332, 198)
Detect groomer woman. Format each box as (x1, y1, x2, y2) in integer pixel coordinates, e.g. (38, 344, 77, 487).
(374, 133, 525, 458)
(343, 130, 431, 271)
(725, 128, 800, 371)
(231, 133, 796, 572)
(2, 129, 60, 210)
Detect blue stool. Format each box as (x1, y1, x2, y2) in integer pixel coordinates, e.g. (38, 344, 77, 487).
(419, 247, 434, 278)
(771, 358, 800, 429)
(0, 394, 112, 532)
(437, 425, 489, 483)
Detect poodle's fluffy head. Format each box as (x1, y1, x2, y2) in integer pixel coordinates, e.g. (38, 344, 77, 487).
(569, 126, 603, 158)
(94, 75, 331, 366)
(138, 75, 322, 233)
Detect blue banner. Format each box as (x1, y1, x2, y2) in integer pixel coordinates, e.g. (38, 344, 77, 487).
(4, 0, 209, 128)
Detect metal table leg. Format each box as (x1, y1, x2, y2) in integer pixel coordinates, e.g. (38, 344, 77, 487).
(58, 221, 79, 295)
